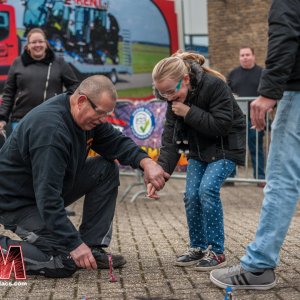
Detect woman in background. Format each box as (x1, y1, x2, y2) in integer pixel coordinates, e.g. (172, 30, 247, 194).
(0, 28, 78, 131)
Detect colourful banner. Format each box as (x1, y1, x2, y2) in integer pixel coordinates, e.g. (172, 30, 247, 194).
(107, 99, 188, 171)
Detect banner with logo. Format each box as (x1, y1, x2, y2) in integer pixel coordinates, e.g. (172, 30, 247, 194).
(106, 99, 188, 171)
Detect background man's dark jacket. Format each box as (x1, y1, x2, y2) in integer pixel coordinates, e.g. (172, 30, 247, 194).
(228, 65, 263, 97)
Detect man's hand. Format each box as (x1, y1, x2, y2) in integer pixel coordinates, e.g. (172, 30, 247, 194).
(250, 96, 277, 131)
(140, 158, 170, 191)
(172, 102, 190, 118)
(70, 243, 97, 270)
(146, 183, 160, 199)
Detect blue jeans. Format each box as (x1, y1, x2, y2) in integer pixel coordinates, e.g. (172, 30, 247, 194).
(241, 91, 300, 272)
(248, 120, 265, 179)
(184, 158, 235, 253)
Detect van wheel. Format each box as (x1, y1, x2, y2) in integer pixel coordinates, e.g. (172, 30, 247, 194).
(109, 70, 118, 84)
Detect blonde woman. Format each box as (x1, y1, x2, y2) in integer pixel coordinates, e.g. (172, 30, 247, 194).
(150, 50, 246, 271)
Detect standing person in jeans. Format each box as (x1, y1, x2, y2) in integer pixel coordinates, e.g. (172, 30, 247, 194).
(228, 47, 265, 185)
(0, 75, 169, 277)
(149, 50, 246, 271)
(0, 28, 78, 132)
(210, 0, 300, 290)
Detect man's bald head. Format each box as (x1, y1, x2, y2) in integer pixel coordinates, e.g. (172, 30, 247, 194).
(70, 75, 117, 130)
(75, 75, 118, 101)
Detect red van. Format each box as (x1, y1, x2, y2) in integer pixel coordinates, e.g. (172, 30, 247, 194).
(0, 2, 19, 90)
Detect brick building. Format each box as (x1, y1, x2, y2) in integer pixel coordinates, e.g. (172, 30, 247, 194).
(207, 0, 271, 76)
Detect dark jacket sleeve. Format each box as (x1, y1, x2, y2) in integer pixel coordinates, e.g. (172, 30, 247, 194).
(157, 103, 181, 175)
(91, 123, 149, 168)
(184, 79, 233, 137)
(58, 57, 79, 93)
(30, 130, 83, 252)
(258, 0, 300, 99)
(0, 58, 19, 122)
(227, 70, 234, 91)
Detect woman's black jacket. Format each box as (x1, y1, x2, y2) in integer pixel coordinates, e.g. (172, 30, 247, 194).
(0, 48, 79, 122)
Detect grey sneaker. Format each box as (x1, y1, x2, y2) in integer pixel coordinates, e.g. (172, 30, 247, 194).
(175, 247, 205, 266)
(210, 264, 276, 290)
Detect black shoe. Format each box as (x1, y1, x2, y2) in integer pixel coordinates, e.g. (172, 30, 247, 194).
(91, 247, 126, 269)
(175, 247, 205, 266)
(26, 255, 77, 278)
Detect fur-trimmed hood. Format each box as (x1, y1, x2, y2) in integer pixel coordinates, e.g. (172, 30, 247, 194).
(21, 47, 55, 66)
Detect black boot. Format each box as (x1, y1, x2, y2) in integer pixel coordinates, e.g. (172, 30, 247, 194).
(91, 247, 126, 269)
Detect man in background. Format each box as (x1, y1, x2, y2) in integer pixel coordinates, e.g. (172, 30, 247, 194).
(227, 47, 265, 185)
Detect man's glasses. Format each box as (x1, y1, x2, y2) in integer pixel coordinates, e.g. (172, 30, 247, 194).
(157, 79, 182, 98)
(79, 93, 113, 118)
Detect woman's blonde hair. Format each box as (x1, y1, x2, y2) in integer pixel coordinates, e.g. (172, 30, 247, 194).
(152, 50, 226, 83)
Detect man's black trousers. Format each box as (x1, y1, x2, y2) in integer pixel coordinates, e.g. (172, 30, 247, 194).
(0, 156, 120, 277)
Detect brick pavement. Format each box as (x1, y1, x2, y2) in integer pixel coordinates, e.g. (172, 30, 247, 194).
(0, 175, 300, 300)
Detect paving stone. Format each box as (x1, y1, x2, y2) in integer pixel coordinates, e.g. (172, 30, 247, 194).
(0, 176, 299, 299)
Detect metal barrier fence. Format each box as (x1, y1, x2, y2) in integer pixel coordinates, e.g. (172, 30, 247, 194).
(231, 97, 271, 184)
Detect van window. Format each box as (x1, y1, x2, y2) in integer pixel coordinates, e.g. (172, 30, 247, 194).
(0, 12, 9, 41)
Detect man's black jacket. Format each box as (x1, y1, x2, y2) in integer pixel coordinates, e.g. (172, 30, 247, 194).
(0, 94, 148, 252)
(258, 0, 300, 99)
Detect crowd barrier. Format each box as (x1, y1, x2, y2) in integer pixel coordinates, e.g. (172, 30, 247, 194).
(111, 97, 272, 202)
(233, 97, 271, 184)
